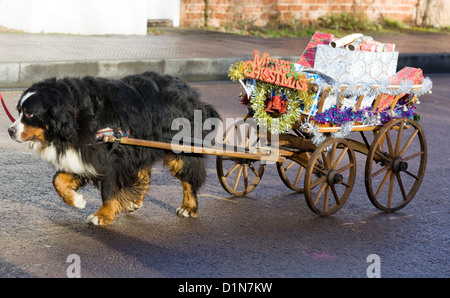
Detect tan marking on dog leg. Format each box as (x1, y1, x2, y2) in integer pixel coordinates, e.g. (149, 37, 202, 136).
(125, 167, 151, 212)
(53, 172, 86, 209)
(164, 155, 183, 175)
(87, 199, 121, 226)
(177, 181, 198, 218)
(164, 155, 198, 218)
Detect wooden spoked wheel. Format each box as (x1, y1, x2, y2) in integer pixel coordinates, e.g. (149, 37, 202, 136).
(216, 118, 266, 196)
(304, 138, 356, 216)
(276, 155, 307, 192)
(365, 118, 427, 212)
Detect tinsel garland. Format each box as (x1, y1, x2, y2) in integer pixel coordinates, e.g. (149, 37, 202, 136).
(314, 76, 433, 98)
(228, 61, 246, 82)
(314, 105, 419, 126)
(228, 61, 316, 134)
(251, 82, 304, 134)
(306, 105, 420, 147)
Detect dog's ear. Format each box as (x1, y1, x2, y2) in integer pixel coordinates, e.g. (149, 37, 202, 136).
(48, 86, 77, 141)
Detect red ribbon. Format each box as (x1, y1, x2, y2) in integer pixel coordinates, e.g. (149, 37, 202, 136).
(0, 91, 16, 123)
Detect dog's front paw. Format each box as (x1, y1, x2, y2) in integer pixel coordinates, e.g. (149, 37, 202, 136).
(176, 206, 198, 218)
(87, 213, 114, 225)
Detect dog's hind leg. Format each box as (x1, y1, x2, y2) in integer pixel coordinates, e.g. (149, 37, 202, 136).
(122, 167, 152, 213)
(164, 154, 206, 218)
(87, 167, 151, 225)
(53, 172, 87, 209)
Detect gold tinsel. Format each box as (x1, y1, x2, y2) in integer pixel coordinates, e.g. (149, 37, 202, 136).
(228, 61, 246, 82)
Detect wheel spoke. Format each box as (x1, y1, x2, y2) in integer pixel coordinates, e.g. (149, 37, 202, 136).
(336, 162, 354, 174)
(285, 160, 296, 171)
(403, 150, 425, 162)
(248, 163, 259, 177)
(394, 122, 404, 156)
(329, 142, 337, 167)
(395, 172, 408, 202)
(314, 182, 327, 205)
(323, 186, 330, 212)
(399, 129, 419, 158)
(294, 166, 304, 186)
(385, 131, 394, 156)
(375, 170, 392, 199)
(370, 164, 390, 179)
(321, 151, 330, 170)
(387, 171, 395, 208)
(340, 181, 351, 188)
(243, 165, 248, 189)
(310, 175, 327, 190)
(233, 165, 243, 191)
(330, 185, 340, 205)
(225, 163, 240, 178)
(374, 150, 392, 163)
(333, 147, 348, 168)
(313, 163, 328, 176)
(404, 169, 419, 180)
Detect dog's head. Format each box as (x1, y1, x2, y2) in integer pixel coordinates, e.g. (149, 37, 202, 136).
(8, 80, 77, 145)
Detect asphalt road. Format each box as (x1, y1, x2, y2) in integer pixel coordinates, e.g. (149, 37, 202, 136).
(0, 74, 448, 279)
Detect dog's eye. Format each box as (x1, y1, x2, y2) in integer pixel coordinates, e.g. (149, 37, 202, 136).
(25, 112, 34, 119)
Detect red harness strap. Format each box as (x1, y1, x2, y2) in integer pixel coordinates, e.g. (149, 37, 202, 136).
(0, 91, 16, 123)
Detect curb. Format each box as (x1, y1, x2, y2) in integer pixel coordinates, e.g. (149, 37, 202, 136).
(0, 53, 448, 88)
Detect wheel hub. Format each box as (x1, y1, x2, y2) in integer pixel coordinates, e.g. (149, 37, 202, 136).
(392, 158, 408, 173)
(327, 170, 343, 185)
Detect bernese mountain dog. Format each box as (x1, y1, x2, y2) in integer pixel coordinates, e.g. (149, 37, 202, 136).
(7, 71, 220, 225)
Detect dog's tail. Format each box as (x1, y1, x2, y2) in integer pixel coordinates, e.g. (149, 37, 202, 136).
(202, 103, 221, 121)
(200, 103, 221, 142)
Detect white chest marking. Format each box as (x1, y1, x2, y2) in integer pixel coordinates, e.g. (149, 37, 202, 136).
(32, 143, 99, 177)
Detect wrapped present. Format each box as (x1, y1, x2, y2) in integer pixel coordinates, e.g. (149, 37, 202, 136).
(388, 66, 423, 84)
(377, 67, 423, 111)
(330, 33, 363, 48)
(314, 44, 399, 84)
(298, 31, 334, 68)
(359, 40, 396, 52)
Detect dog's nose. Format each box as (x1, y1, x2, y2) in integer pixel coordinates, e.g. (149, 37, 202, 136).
(8, 127, 15, 138)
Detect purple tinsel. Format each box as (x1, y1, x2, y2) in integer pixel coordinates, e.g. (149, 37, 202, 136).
(314, 105, 418, 126)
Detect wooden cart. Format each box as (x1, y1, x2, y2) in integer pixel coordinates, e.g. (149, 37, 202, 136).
(214, 77, 429, 216)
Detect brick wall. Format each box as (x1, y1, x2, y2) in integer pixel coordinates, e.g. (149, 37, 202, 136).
(179, 0, 444, 28)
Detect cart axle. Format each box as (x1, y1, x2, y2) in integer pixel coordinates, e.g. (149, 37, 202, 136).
(392, 158, 408, 173)
(327, 170, 344, 185)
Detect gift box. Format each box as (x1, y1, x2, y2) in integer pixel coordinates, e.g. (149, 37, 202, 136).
(313, 44, 399, 84)
(298, 31, 334, 69)
(377, 67, 423, 111)
(388, 66, 423, 84)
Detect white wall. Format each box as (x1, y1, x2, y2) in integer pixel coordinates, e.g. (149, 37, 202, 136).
(147, 0, 180, 27)
(0, 0, 148, 35)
